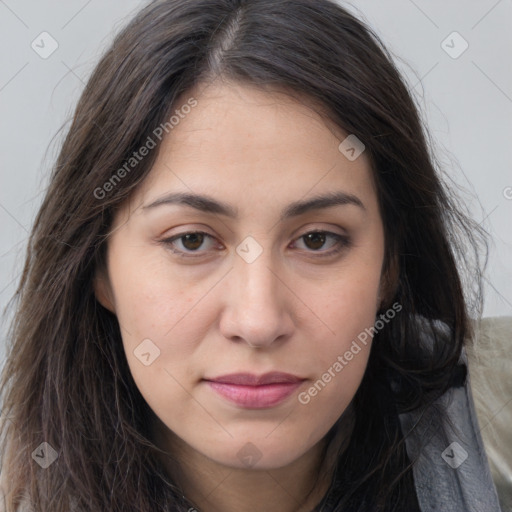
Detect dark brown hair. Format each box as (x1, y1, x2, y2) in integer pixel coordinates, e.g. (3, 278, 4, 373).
(0, 0, 486, 510)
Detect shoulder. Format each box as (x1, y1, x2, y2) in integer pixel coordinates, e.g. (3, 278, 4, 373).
(467, 316, 512, 512)
(398, 316, 505, 512)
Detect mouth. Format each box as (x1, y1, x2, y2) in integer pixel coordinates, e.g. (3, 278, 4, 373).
(203, 372, 306, 409)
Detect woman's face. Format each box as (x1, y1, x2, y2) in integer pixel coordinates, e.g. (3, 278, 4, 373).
(96, 81, 386, 470)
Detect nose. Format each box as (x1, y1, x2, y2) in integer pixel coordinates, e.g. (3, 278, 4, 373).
(218, 248, 295, 349)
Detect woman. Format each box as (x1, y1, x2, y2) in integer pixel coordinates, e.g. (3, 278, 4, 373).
(0, 0, 502, 510)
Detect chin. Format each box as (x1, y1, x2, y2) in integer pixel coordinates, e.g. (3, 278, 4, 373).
(199, 435, 315, 471)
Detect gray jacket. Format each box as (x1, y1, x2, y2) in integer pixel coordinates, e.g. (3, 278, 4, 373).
(398, 321, 503, 512)
(400, 355, 502, 511)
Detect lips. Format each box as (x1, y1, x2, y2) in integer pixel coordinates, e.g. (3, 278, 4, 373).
(203, 372, 305, 409)
(206, 372, 303, 386)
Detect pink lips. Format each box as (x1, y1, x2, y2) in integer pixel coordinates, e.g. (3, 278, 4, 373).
(204, 372, 305, 409)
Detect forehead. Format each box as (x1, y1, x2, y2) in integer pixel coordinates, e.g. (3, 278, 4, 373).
(164, 81, 348, 159)
(125, 81, 378, 221)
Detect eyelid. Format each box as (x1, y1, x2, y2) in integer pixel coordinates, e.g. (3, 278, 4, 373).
(290, 231, 351, 259)
(161, 231, 223, 257)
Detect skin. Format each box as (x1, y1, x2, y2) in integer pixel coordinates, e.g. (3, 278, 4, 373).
(95, 80, 386, 512)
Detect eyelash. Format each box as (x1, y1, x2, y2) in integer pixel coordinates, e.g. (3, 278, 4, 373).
(161, 230, 351, 259)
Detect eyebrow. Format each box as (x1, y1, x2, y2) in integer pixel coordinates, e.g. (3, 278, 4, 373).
(143, 190, 365, 221)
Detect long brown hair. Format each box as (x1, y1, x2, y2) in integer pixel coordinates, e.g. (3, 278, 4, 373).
(0, 0, 486, 510)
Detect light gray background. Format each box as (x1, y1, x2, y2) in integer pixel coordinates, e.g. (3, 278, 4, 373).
(1, 0, 511, 355)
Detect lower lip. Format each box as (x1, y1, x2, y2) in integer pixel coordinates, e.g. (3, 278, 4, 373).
(205, 380, 303, 409)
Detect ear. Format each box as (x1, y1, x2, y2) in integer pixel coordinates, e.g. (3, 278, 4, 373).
(93, 268, 116, 314)
(378, 250, 399, 312)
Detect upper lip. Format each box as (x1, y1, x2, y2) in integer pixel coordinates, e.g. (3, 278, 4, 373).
(205, 372, 304, 386)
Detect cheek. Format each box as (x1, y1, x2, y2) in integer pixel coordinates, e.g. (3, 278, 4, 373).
(106, 246, 218, 401)
(301, 260, 381, 385)
(316, 258, 383, 351)
(108, 260, 210, 431)
(297, 344, 370, 442)
(285, 258, 382, 438)
(108, 243, 211, 340)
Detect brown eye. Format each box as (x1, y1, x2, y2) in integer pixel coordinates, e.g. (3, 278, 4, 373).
(303, 232, 328, 250)
(294, 230, 351, 258)
(162, 231, 219, 257)
(181, 233, 205, 250)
